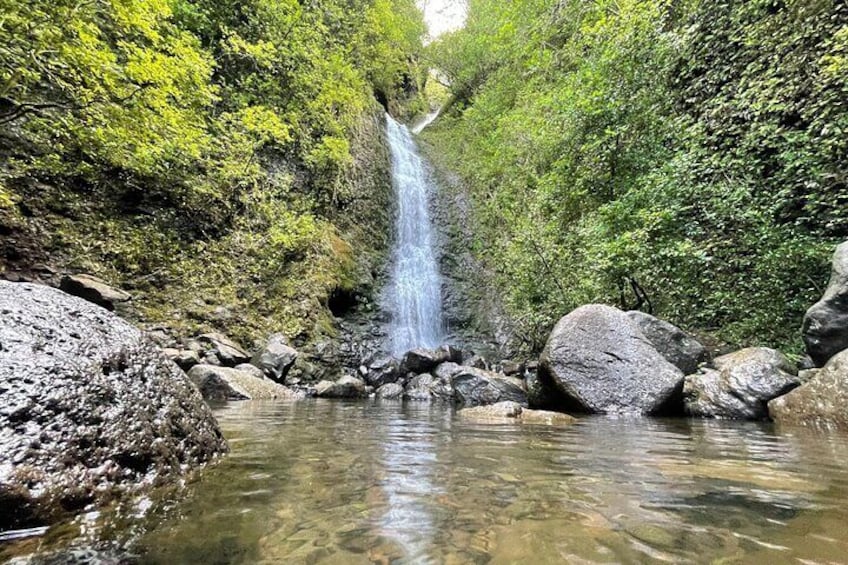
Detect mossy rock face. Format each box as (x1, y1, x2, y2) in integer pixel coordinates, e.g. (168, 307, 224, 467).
(0, 281, 227, 531)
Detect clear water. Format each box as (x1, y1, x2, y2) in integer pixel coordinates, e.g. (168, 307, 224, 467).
(385, 114, 445, 356)
(6, 400, 848, 564)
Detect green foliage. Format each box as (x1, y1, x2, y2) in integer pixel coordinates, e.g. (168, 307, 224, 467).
(426, 0, 846, 352)
(1, 0, 424, 343)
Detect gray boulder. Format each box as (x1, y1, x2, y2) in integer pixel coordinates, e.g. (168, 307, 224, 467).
(314, 375, 367, 398)
(451, 368, 527, 407)
(404, 372, 453, 401)
(197, 333, 249, 366)
(433, 361, 463, 381)
(399, 346, 459, 374)
(250, 333, 298, 382)
(803, 241, 848, 366)
(363, 356, 401, 388)
(58, 274, 131, 311)
(0, 281, 226, 530)
(683, 348, 799, 419)
(539, 304, 684, 414)
(525, 370, 571, 410)
(626, 310, 709, 374)
(187, 365, 300, 401)
(769, 349, 848, 428)
(233, 363, 266, 380)
(376, 382, 404, 399)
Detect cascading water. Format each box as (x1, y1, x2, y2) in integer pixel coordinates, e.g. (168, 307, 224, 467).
(385, 113, 445, 356)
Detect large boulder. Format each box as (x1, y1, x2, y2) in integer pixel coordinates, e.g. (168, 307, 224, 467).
(376, 382, 404, 399)
(0, 282, 226, 531)
(769, 349, 848, 428)
(626, 311, 709, 374)
(58, 274, 131, 311)
(451, 368, 527, 407)
(187, 365, 300, 401)
(803, 241, 848, 366)
(538, 305, 684, 414)
(197, 333, 250, 367)
(250, 333, 298, 382)
(399, 345, 462, 374)
(683, 348, 799, 420)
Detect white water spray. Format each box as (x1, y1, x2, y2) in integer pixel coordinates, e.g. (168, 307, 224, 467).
(385, 114, 445, 356)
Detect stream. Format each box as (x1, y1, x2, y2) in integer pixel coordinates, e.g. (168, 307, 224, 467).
(7, 400, 848, 563)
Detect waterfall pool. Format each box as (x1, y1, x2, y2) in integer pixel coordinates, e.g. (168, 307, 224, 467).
(5, 400, 848, 563)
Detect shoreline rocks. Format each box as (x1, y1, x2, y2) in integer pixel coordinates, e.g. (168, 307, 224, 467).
(769, 349, 848, 428)
(0, 281, 226, 531)
(187, 365, 301, 401)
(683, 348, 800, 420)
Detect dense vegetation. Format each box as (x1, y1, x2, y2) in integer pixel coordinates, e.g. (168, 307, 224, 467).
(0, 0, 425, 343)
(424, 0, 848, 353)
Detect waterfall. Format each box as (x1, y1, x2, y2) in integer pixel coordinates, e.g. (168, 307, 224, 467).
(385, 113, 445, 356)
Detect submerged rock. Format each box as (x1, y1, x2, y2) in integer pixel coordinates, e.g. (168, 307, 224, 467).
(197, 333, 250, 367)
(251, 333, 298, 382)
(626, 310, 709, 374)
(459, 401, 576, 425)
(769, 349, 848, 428)
(451, 368, 527, 407)
(802, 240, 848, 366)
(314, 375, 367, 398)
(0, 281, 226, 531)
(187, 365, 300, 401)
(683, 348, 799, 420)
(58, 274, 131, 311)
(539, 304, 684, 414)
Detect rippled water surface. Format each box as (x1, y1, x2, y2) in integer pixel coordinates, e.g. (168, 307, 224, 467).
(8, 400, 848, 563)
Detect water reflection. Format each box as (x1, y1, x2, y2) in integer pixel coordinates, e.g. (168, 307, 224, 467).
(374, 404, 442, 562)
(4, 401, 848, 564)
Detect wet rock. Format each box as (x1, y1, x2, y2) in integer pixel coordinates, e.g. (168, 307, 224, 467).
(163, 348, 201, 371)
(197, 333, 249, 366)
(802, 240, 848, 366)
(314, 375, 367, 398)
(399, 346, 457, 374)
(404, 372, 453, 401)
(525, 370, 572, 411)
(683, 348, 799, 420)
(459, 401, 576, 425)
(187, 365, 300, 401)
(626, 310, 709, 374)
(59, 274, 131, 311)
(376, 382, 404, 399)
(433, 361, 463, 381)
(769, 349, 848, 428)
(251, 333, 298, 382)
(451, 368, 527, 407)
(0, 281, 226, 531)
(539, 304, 684, 414)
(363, 356, 401, 388)
(234, 363, 265, 380)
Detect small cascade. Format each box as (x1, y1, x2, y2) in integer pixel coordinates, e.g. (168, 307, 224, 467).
(384, 113, 445, 356)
